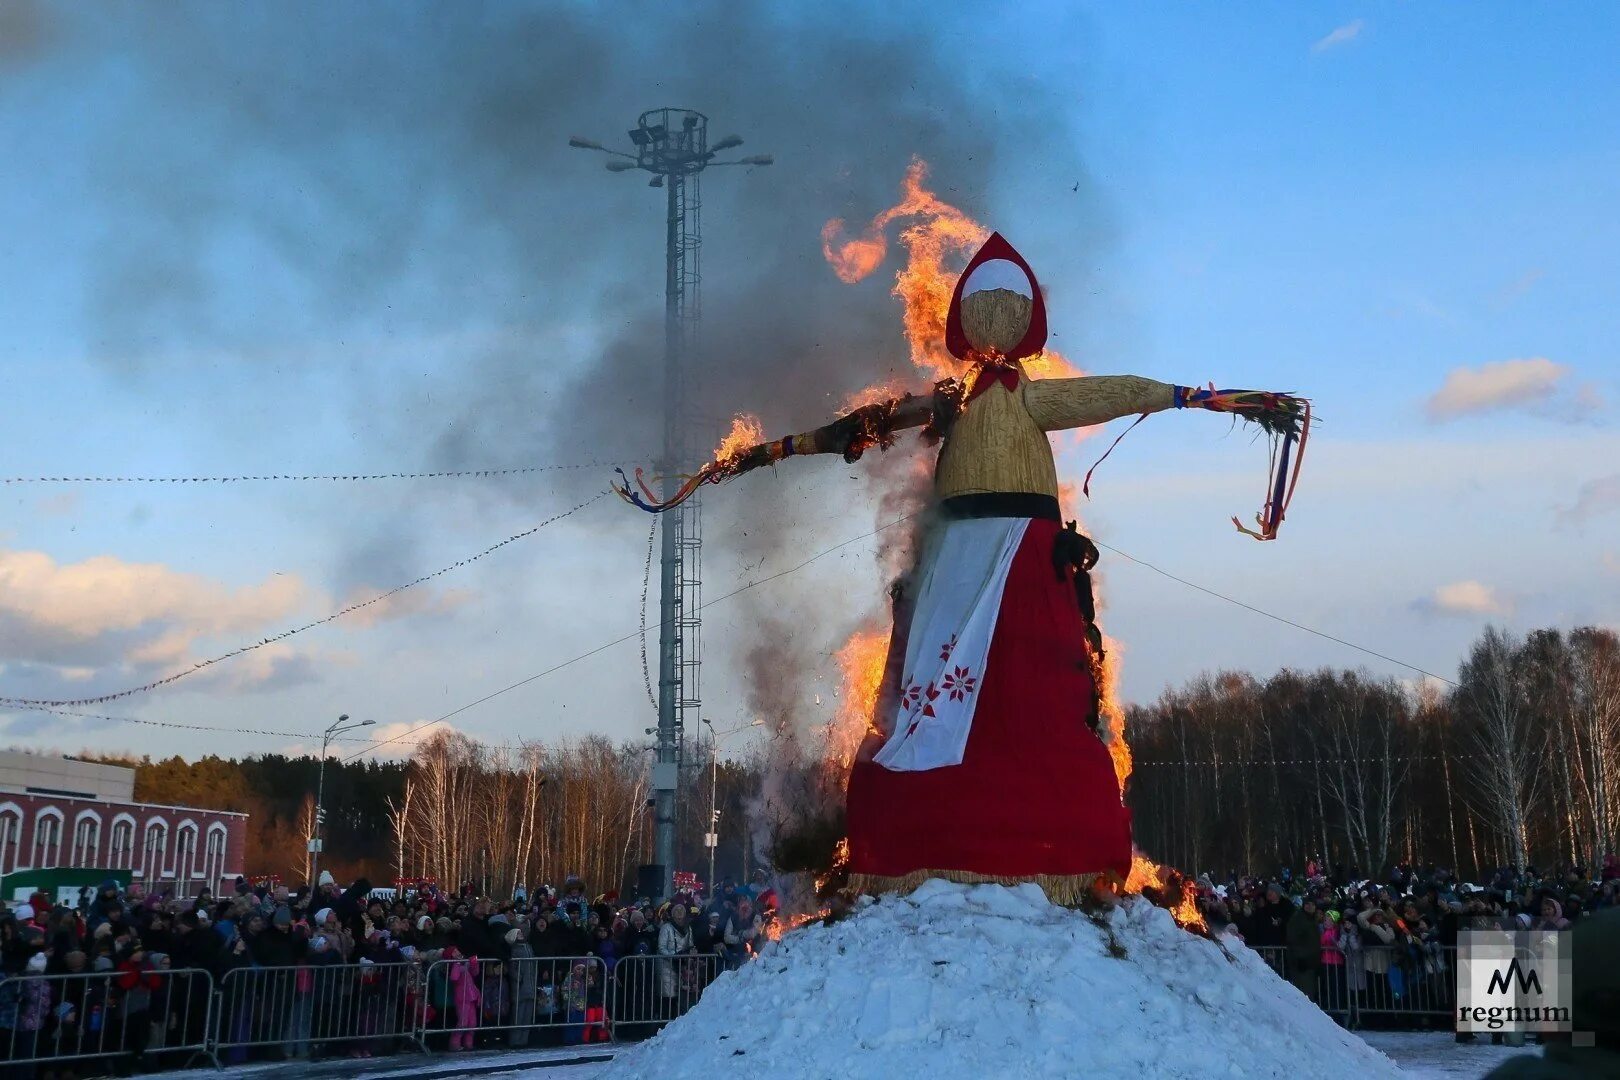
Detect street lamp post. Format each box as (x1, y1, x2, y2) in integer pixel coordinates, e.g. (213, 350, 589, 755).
(310, 713, 375, 886)
(701, 718, 762, 893)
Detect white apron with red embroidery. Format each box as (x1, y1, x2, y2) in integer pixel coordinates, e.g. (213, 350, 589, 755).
(872, 516, 1030, 772)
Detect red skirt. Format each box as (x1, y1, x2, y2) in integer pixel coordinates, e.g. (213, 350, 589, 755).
(846, 516, 1132, 882)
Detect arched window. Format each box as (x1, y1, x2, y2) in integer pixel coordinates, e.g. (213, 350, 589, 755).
(72, 811, 102, 866)
(109, 816, 136, 870)
(203, 825, 228, 893)
(32, 809, 63, 869)
(175, 822, 199, 895)
(0, 805, 22, 875)
(142, 819, 168, 877)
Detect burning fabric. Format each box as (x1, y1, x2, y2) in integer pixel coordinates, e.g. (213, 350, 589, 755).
(599, 881, 1400, 1080)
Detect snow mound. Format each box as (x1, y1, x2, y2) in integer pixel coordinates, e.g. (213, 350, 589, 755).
(604, 880, 1401, 1079)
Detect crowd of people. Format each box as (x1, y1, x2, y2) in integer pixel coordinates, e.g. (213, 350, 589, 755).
(1191, 856, 1617, 1031)
(0, 868, 785, 1074)
(3, 856, 1610, 1073)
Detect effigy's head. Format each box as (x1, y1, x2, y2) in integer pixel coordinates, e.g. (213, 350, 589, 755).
(945, 232, 1048, 362)
(960, 288, 1034, 355)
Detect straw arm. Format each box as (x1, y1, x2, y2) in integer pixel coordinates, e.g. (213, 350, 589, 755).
(1023, 375, 1178, 431)
(1025, 375, 1307, 437)
(729, 391, 934, 473)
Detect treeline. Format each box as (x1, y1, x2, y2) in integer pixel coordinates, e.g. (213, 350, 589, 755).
(1125, 625, 1620, 879)
(100, 623, 1617, 892)
(104, 752, 407, 884)
(105, 734, 764, 895)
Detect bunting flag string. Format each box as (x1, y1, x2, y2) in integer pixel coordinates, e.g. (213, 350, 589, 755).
(3, 461, 631, 485)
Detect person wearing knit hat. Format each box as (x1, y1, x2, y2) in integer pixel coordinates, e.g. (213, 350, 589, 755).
(26, 951, 47, 972)
(273, 906, 293, 928)
(317, 870, 335, 888)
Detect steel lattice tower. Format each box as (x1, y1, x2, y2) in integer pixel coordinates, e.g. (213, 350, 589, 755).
(571, 111, 770, 899)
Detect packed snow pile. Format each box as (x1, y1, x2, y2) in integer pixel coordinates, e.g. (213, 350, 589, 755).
(604, 879, 1401, 1079)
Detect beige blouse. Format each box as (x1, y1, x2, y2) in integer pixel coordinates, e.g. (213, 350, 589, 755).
(934, 373, 1176, 500)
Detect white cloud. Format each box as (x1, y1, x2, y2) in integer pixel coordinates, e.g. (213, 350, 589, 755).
(0, 548, 310, 641)
(1312, 19, 1365, 53)
(1424, 358, 1595, 421)
(1420, 580, 1512, 617)
(0, 547, 326, 699)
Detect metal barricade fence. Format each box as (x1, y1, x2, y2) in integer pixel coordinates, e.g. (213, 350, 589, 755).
(0, 966, 217, 1071)
(1248, 943, 1456, 1028)
(214, 961, 424, 1060)
(607, 952, 723, 1042)
(1354, 944, 1456, 1024)
(417, 954, 610, 1050)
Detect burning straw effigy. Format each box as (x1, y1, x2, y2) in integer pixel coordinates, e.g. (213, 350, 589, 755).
(615, 173, 1308, 919)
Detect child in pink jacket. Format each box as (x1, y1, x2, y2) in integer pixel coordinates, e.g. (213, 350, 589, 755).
(444, 945, 482, 1051)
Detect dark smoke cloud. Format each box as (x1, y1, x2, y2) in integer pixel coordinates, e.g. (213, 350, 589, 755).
(60, 0, 1096, 463)
(27, 2, 1105, 750)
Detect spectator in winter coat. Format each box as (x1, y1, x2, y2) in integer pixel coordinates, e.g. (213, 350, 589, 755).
(85, 880, 126, 934)
(1532, 896, 1571, 931)
(443, 946, 481, 1051)
(314, 908, 355, 962)
(1357, 907, 1397, 1006)
(10, 951, 53, 1064)
(722, 897, 763, 970)
(505, 927, 540, 1049)
(1248, 885, 1294, 948)
(459, 900, 508, 961)
(1284, 899, 1322, 1001)
(115, 946, 163, 1068)
(657, 905, 696, 1002)
(627, 911, 657, 957)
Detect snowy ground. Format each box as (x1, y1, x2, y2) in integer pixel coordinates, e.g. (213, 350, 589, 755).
(1359, 1032, 1535, 1079)
(404, 1031, 1535, 1079)
(207, 1027, 1537, 1079)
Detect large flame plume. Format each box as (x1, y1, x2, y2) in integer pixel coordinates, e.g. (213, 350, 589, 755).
(822, 157, 1080, 396)
(810, 160, 1203, 933)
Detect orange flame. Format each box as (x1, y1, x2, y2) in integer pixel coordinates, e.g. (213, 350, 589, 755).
(814, 836, 852, 895)
(1125, 853, 1208, 933)
(714, 414, 765, 467)
(829, 625, 889, 768)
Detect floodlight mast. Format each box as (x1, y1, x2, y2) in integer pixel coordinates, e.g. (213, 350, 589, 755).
(570, 110, 771, 902)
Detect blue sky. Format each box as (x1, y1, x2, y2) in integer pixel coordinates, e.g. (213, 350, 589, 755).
(1, 2, 1617, 762)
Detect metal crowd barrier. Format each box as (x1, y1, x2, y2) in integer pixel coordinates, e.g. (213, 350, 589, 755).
(0, 966, 217, 1071)
(607, 952, 723, 1041)
(418, 954, 610, 1049)
(1250, 943, 1457, 1029)
(1354, 944, 1455, 1023)
(213, 961, 424, 1060)
(3, 950, 736, 1070)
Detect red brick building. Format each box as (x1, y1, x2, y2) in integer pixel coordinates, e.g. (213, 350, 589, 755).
(0, 751, 246, 900)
